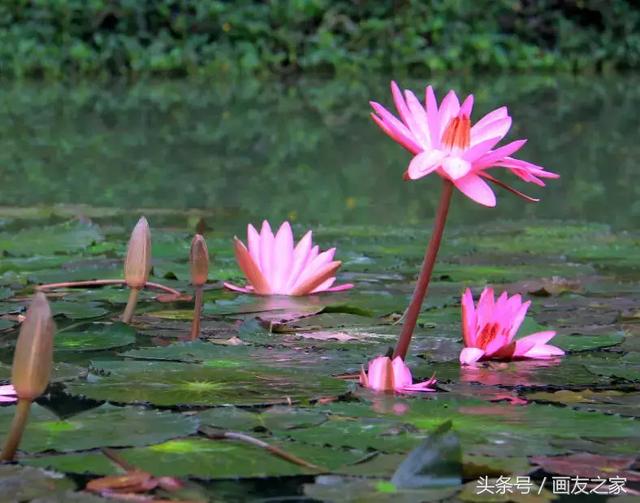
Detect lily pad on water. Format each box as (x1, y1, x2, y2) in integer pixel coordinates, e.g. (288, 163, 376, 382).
(50, 301, 109, 320)
(552, 332, 625, 352)
(0, 403, 198, 453)
(0, 221, 103, 256)
(197, 405, 328, 432)
(25, 437, 365, 478)
(66, 359, 350, 406)
(0, 464, 75, 501)
(56, 322, 137, 352)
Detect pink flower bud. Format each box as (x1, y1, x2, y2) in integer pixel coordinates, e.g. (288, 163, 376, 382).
(124, 217, 151, 289)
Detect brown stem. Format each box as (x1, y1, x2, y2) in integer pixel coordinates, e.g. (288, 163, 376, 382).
(394, 179, 454, 360)
(189, 286, 203, 341)
(122, 288, 140, 324)
(199, 426, 322, 470)
(37, 279, 182, 296)
(101, 447, 136, 472)
(0, 399, 32, 461)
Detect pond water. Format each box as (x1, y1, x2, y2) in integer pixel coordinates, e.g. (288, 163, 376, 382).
(1, 74, 639, 230)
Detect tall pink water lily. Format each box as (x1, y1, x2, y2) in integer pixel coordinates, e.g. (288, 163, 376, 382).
(359, 356, 436, 393)
(224, 221, 354, 296)
(0, 384, 17, 403)
(370, 82, 559, 207)
(460, 287, 565, 365)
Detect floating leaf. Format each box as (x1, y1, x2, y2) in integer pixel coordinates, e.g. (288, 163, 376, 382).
(0, 404, 198, 453)
(56, 322, 136, 352)
(0, 465, 75, 501)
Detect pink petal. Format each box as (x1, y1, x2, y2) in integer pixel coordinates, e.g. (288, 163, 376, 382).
(514, 331, 557, 357)
(391, 82, 424, 147)
(471, 106, 508, 132)
(471, 117, 512, 146)
(454, 174, 497, 207)
(404, 89, 431, 147)
(0, 396, 17, 403)
(459, 94, 474, 117)
(233, 238, 272, 294)
(271, 221, 294, 292)
(391, 357, 413, 388)
(463, 137, 503, 163)
(223, 282, 254, 294)
(442, 156, 472, 180)
(461, 288, 477, 346)
(366, 356, 394, 391)
(407, 150, 445, 180)
(460, 347, 485, 365)
(290, 261, 343, 296)
(476, 287, 495, 328)
(508, 300, 531, 340)
(284, 230, 314, 291)
(311, 277, 335, 293)
(247, 224, 261, 266)
(475, 140, 527, 169)
(370, 107, 422, 154)
(324, 283, 354, 292)
(259, 221, 275, 284)
(438, 90, 461, 136)
(522, 343, 565, 359)
(425, 85, 440, 148)
(0, 385, 16, 395)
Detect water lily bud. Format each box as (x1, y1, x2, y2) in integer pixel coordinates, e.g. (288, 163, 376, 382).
(124, 217, 151, 289)
(12, 292, 55, 401)
(190, 234, 209, 287)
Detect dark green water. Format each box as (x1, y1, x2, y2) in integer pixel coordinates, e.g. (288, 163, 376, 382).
(1, 74, 638, 229)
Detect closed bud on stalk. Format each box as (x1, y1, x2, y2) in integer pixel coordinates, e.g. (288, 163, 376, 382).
(190, 234, 209, 287)
(12, 292, 55, 401)
(124, 217, 151, 289)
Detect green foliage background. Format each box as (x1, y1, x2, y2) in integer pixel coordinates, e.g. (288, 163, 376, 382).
(1, 0, 638, 78)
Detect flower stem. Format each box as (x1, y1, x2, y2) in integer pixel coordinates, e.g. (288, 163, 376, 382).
(189, 286, 204, 341)
(0, 399, 32, 461)
(394, 179, 454, 360)
(37, 279, 181, 296)
(122, 288, 140, 324)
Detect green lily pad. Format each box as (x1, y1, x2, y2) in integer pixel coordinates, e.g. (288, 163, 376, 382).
(51, 301, 109, 320)
(552, 332, 625, 352)
(56, 322, 137, 352)
(65, 359, 350, 406)
(25, 437, 364, 478)
(0, 403, 198, 453)
(197, 405, 328, 432)
(0, 464, 75, 501)
(0, 221, 103, 256)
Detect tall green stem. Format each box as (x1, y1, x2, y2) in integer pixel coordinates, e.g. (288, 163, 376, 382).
(394, 179, 454, 360)
(1, 399, 32, 461)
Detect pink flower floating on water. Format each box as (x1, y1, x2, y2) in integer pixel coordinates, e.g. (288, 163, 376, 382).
(359, 356, 436, 393)
(370, 82, 559, 206)
(0, 384, 17, 403)
(460, 287, 565, 365)
(224, 221, 353, 296)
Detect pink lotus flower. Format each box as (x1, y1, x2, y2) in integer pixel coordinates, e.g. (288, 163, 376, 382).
(370, 82, 559, 206)
(0, 384, 17, 403)
(224, 221, 353, 296)
(460, 287, 565, 365)
(359, 356, 436, 392)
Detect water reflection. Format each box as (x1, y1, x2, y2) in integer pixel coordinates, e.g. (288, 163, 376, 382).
(1, 74, 638, 229)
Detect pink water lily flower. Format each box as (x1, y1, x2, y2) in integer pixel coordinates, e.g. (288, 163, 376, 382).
(460, 287, 565, 365)
(0, 384, 17, 403)
(224, 221, 353, 296)
(370, 82, 559, 206)
(359, 356, 436, 392)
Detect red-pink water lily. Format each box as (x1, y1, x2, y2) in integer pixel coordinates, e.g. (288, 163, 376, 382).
(0, 384, 17, 403)
(359, 356, 436, 392)
(460, 287, 564, 365)
(370, 82, 559, 206)
(224, 221, 353, 296)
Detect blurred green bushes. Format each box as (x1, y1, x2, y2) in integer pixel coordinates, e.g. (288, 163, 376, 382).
(0, 0, 638, 78)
